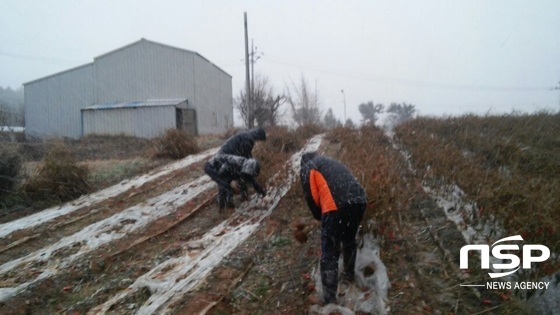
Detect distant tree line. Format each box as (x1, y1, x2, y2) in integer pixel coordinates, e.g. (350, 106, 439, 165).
(320, 101, 416, 130)
(234, 75, 416, 129)
(0, 86, 24, 127)
(356, 101, 416, 127)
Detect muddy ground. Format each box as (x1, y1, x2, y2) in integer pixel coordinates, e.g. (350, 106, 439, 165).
(0, 135, 523, 314)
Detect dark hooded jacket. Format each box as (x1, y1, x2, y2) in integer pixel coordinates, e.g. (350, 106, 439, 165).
(219, 128, 266, 158)
(300, 152, 367, 220)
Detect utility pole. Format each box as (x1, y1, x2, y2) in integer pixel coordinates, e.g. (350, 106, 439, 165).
(251, 39, 255, 103)
(250, 39, 261, 107)
(341, 89, 347, 122)
(244, 12, 252, 127)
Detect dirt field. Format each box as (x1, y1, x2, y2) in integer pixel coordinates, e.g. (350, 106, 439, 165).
(0, 132, 526, 314)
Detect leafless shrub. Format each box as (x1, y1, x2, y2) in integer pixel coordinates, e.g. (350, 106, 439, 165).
(263, 126, 301, 154)
(21, 143, 90, 204)
(0, 146, 22, 194)
(253, 126, 321, 188)
(151, 129, 199, 160)
(294, 124, 324, 141)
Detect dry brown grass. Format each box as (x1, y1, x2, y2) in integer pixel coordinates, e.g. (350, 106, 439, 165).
(395, 112, 560, 276)
(0, 146, 22, 195)
(1, 133, 219, 215)
(253, 126, 318, 186)
(151, 129, 199, 160)
(20, 142, 90, 206)
(325, 125, 415, 241)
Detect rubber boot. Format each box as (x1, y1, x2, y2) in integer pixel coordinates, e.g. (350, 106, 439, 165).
(321, 269, 338, 304)
(342, 245, 357, 282)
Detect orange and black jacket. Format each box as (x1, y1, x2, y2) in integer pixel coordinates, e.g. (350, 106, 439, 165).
(300, 152, 367, 221)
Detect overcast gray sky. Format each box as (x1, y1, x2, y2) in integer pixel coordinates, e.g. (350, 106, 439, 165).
(2, 0, 559, 124)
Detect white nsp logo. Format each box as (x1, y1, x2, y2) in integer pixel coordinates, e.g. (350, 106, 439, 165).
(460, 235, 550, 278)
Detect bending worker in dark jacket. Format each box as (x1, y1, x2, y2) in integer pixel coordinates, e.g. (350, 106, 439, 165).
(300, 152, 367, 304)
(219, 128, 266, 158)
(204, 154, 266, 209)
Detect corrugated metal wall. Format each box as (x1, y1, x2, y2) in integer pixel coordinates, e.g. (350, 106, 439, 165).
(82, 105, 176, 138)
(94, 40, 196, 104)
(193, 54, 234, 135)
(24, 39, 232, 139)
(24, 64, 94, 139)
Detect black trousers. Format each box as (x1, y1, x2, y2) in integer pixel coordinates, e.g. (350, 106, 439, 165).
(320, 203, 366, 303)
(204, 163, 235, 209)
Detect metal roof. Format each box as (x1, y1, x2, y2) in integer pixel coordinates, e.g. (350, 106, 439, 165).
(24, 38, 231, 86)
(83, 99, 187, 110)
(23, 63, 93, 86)
(94, 38, 231, 78)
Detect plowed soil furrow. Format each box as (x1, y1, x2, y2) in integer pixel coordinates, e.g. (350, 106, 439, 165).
(0, 175, 214, 303)
(0, 165, 208, 266)
(88, 135, 323, 315)
(0, 136, 322, 315)
(0, 149, 214, 265)
(0, 147, 218, 239)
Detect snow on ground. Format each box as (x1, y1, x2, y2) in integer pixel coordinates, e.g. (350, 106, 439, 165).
(310, 233, 390, 315)
(385, 130, 494, 244)
(421, 184, 494, 244)
(90, 135, 324, 314)
(386, 130, 560, 314)
(0, 126, 24, 132)
(0, 147, 218, 239)
(0, 175, 214, 302)
(421, 180, 560, 313)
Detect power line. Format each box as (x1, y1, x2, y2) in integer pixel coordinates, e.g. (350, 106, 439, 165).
(261, 54, 553, 93)
(0, 50, 85, 66)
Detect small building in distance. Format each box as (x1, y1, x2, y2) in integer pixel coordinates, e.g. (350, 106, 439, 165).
(24, 38, 233, 139)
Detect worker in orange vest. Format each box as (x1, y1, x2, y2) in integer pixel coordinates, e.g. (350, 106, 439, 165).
(300, 152, 367, 304)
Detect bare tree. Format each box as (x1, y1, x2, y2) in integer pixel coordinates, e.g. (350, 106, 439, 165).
(286, 75, 321, 127)
(253, 76, 285, 127)
(235, 75, 284, 127)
